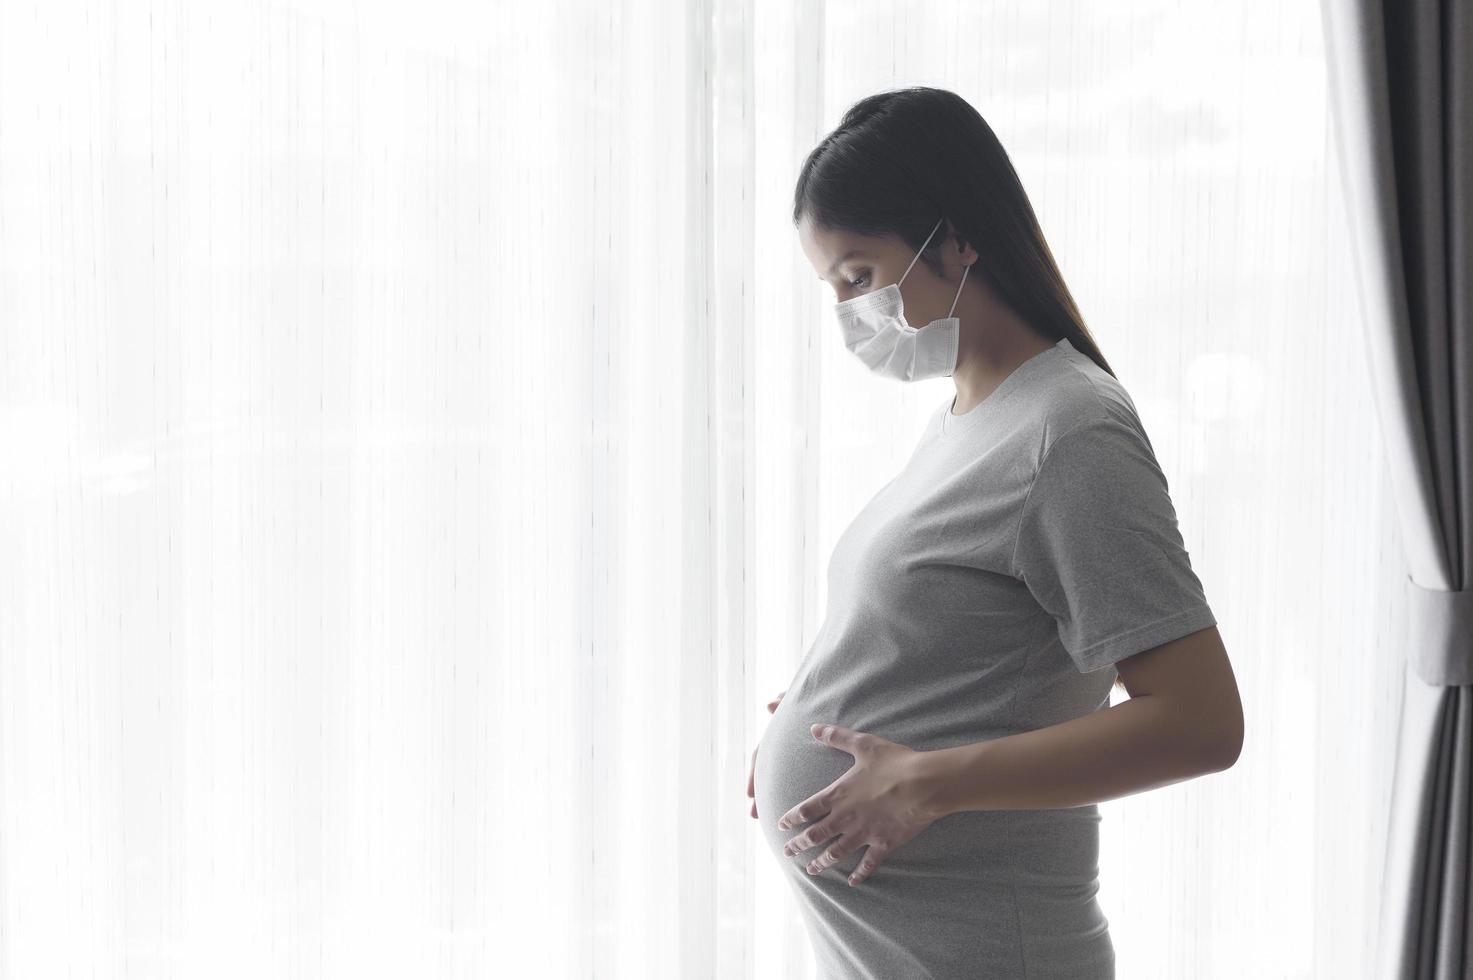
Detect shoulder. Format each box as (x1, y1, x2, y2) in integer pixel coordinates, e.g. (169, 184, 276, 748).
(1030, 350, 1152, 464)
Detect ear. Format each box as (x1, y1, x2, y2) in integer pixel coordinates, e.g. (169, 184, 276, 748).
(946, 221, 978, 265)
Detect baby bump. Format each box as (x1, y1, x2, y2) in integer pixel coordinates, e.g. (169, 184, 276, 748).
(755, 695, 1105, 885)
(753, 695, 856, 860)
(752, 696, 1000, 879)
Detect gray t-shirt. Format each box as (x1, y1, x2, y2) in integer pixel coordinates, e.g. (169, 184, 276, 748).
(754, 336, 1217, 979)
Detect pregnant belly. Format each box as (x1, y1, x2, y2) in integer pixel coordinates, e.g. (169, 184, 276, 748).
(754, 693, 1106, 887)
(753, 694, 857, 863)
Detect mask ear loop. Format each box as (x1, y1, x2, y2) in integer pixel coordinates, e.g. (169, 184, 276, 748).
(898, 216, 947, 287)
(947, 264, 970, 318)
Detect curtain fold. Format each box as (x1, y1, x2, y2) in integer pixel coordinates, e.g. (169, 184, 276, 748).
(1321, 0, 1473, 975)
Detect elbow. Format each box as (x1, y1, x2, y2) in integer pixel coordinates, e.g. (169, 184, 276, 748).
(1207, 720, 1244, 772)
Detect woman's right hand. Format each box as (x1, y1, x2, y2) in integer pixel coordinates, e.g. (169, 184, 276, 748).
(748, 690, 786, 819)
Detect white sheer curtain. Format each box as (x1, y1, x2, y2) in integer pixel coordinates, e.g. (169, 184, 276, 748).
(0, 0, 1403, 977)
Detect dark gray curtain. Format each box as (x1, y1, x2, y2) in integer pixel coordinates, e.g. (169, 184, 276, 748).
(1321, 0, 1473, 977)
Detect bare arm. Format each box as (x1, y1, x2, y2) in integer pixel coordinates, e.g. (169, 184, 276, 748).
(912, 627, 1243, 816)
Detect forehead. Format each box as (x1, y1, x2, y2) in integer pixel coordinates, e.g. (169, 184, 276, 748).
(798, 216, 888, 277)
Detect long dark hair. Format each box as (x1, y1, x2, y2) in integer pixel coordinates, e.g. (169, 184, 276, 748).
(792, 86, 1114, 380)
(795, 87, 1129, 691)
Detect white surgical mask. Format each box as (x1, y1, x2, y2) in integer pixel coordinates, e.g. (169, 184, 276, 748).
(832, 216, 969, 382)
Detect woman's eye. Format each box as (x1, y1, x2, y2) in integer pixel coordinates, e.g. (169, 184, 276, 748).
(849, 273, 870, 289)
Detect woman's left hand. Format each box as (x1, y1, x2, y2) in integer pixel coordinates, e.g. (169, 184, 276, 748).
(776, 723, 942, 887)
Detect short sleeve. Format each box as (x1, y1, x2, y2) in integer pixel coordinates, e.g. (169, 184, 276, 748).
(1009, 415, 1217, 674)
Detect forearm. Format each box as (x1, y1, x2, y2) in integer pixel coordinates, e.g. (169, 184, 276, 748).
(912, 694, 1237, 817)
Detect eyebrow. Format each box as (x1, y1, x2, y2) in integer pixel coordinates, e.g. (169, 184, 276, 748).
(821, 249, 869, 278)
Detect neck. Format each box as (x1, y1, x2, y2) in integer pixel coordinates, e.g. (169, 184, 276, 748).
(949, 297, 1056, 413)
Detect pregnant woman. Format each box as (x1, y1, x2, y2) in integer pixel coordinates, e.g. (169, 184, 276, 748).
(745, 87, 1245, 979)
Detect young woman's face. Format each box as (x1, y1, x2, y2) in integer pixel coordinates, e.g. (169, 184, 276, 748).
(797, 214, 964, 328)
(798, 216, 887, 303)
